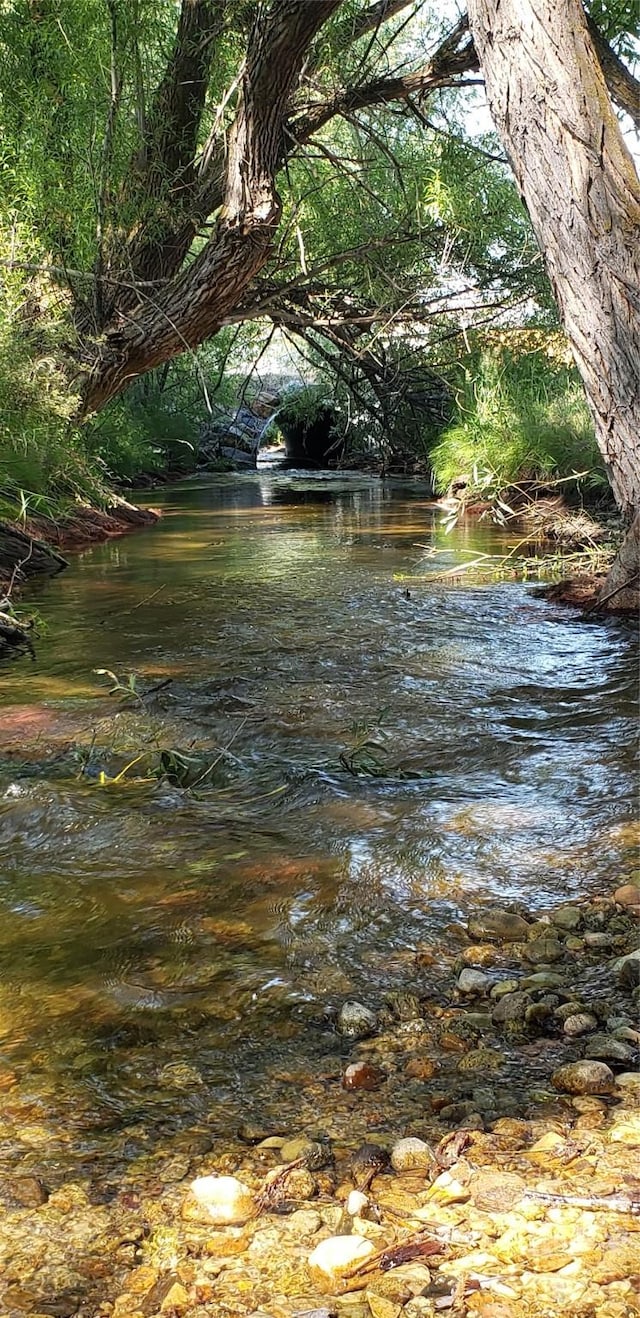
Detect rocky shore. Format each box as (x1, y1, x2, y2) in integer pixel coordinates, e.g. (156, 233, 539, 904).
(0, 882, 638, 1317)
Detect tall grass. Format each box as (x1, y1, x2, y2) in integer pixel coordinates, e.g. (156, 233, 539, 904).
(430, 348, 607, 502)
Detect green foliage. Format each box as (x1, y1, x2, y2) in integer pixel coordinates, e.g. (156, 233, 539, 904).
(430, 345, 606, 501)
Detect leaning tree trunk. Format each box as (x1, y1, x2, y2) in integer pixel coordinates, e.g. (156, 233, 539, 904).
(81, 0, 341, 414)
(468, 0, 640, 610)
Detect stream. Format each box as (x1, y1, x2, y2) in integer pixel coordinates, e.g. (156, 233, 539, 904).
(0, 472, 637, 1310)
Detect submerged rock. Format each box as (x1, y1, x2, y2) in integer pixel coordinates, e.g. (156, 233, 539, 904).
(189, 1175, 255, 1224)
(457, 969, 490, 994)
(491, 991, 531, 1025)
(467, 909, 530, 942)
(307, 1234, 376, 1293)
(343, 1061, 386, 1091)
(583, 1034, 636, 1063)
(338, 1001, 378, 1038)
(390, 1137, 433, 1173)
(551, 1060, 615, 1095)
(523, 937, 564, 964)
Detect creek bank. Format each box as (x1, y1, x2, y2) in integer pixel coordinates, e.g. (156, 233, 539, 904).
(1, 885, 638, 1317)
(0, 499, 160, 652)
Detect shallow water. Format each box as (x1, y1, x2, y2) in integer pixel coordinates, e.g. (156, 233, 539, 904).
(0, 472, 637, 1171)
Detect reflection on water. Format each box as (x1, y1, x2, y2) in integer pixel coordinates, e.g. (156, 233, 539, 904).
(0, 472, 637, 1162)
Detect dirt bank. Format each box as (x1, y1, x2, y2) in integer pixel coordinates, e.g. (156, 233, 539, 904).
(0, 499, 160, 654)
(0, 499, 160, 594)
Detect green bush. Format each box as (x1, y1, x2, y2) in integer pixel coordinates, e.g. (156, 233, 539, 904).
(430, 348, 606, 501)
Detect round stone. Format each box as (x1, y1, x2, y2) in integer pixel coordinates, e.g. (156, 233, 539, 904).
(337, 1001, 378, 1038)
(189, 1175, 255, 1224)
(491, 991, 531, 1024)
(390, 1137, 434, 1173)
(550, 907, 582, 932)
(583, 1034, 635, 1063)
(563, 1013, 598, 1037)
(523, 938, 564, 964)
(613, 884, 640, 909)
(551, 1060, 615, 1095)
(467, 909, 530, 942)
(307, 1235, 376, 1294)
(613, 949, 640, 989)
(457, 968, 490, 995)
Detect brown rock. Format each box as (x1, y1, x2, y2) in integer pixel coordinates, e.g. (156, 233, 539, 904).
(551, 1060, 615, 1094)
(343, 1061, 386, 1091)
(10, 1176, 48, 1207)
(613, 884, 640, 909)
(404, 1057, 438, 1081)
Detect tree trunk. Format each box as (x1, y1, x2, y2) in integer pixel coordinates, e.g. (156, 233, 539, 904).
(81, 0, 341, 414)
(467, 0, 640, 609)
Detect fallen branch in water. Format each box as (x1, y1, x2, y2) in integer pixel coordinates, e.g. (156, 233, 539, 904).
(525, 1188, 640, 1215)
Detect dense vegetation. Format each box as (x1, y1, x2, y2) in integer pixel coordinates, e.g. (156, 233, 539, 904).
(0, 0, 637, 594)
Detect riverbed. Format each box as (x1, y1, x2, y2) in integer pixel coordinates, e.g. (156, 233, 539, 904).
(0, 473, 637, 1315)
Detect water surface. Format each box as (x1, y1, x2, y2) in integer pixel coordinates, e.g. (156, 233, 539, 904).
(0, 472, 636, 1170)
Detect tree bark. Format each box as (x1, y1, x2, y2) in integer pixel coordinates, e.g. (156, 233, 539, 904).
(467, 0, 640, 608)
(81, 0, 341, 413)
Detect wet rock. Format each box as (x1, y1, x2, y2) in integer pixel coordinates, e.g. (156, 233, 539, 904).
(520, 971, 566, 991)
(616, 1070, 640, 1091)
(523, 938, 564, 964)
(458, 1047, 503, 1073)
(583, 931, 613, 949)
(583, 1034, 636, 1063)
(524, 1001, 553, 1027)
(563, 1013, 598, 1037)
(390, 1138, 433, 1173)
(280, 1136, 329, 1168)
(554, 1000, 583, 1021)
(338, 1002, 378, 1038)
(189, 1175, 256, 1225)
(461, 943, 499, 967)
(404, 1057, 439, 1081)
(613, 884, 640, 909)
(307, 1234, 376, 1294)
(343, 1061, 386, 1091)
(366, 1292, 403, 1318)
(490, 979, 520, 1000)
(469, 1169, 527, 1212)
(613, 949, 640, 989)
(286, 1208, 322, 1236)
(550, 906, 582, 932)
(457, 969, 490, 995)
(551, 1060, 615, 1095)
(491, 991, 531, 1025)
(468, 909, 530, 943)
(8, 1175, 48, 1207)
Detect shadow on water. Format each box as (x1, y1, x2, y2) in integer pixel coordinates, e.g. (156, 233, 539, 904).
(0, 472, 637, 1192)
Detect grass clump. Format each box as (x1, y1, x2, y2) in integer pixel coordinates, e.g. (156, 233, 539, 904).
(430, 347, 607, 505)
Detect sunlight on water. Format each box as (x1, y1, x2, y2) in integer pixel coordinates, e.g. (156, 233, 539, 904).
(0, 472, 637, 1157)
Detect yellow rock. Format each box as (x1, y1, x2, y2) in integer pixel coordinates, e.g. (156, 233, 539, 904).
(609, 1114, 640, 1145)
(591, 1241, 640, 1283)
(126, 1265, 160, 1295)
(366, 1292, 402, 1318)
(160, 1282, 190, 1311)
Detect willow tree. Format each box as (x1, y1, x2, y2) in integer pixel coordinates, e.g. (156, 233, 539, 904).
(468, 0, 640, 608)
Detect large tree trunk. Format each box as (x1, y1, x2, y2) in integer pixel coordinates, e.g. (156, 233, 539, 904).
(467, 0, 640, 609)
(81, 0, 341, 414)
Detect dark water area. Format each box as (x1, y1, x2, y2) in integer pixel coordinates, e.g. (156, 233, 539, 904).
(0, 472, 637, 1179)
